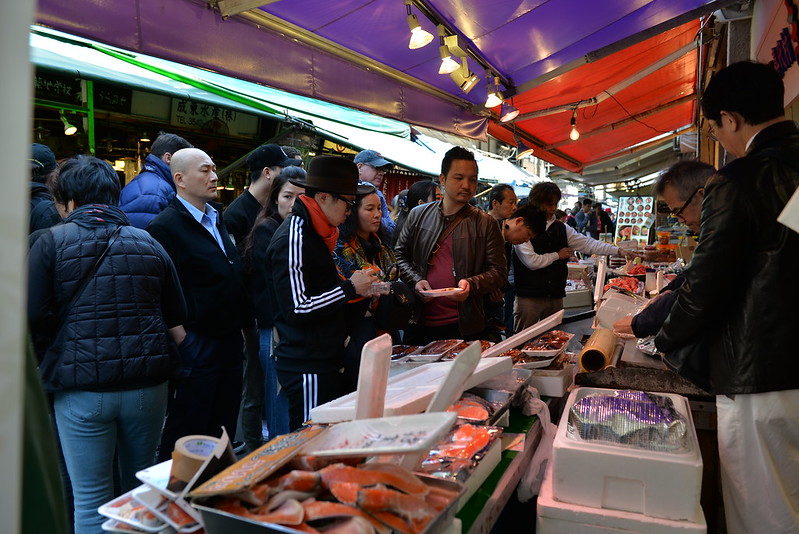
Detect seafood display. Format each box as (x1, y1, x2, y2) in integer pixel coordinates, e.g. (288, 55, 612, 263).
(205, 462, 459, 534)
(521, 330, 573, 355)
(445, 393, 497, 424)
(419, 424, 502, 483)
(407, 339, 463, 362)
(98, 491, 167, 532)
(391, 346, 420, 361)
(441, 340, 493, 359)
(603, 276, 642, 294)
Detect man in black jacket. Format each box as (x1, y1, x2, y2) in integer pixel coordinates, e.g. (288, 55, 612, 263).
(29, 142, 62, 234)
(147, 148, 253, 459)
(265, 156, 376, 431)
(655, 61, 799, 534)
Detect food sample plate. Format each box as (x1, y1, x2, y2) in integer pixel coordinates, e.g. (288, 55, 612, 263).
(418, 287, 464, 297)
(521, 330, 575, 358)
(516, 355, 560, 369)
(98, 487, 168, 533)
(301, 412, 458, 457)
(408, 339, 463, 362)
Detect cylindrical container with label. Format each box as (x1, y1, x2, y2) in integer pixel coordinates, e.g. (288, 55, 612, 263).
(171, 435, 219, 485)
(578, 328, 618, 373)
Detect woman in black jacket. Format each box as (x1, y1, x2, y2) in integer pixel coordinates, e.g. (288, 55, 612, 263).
(28, 156, 186, 534)
(242, 166, 305, 440)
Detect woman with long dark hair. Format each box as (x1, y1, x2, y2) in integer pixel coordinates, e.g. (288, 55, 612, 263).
(243, 166, 305, 440)
(391, 180, 441, 247)
(334, 185, 398, 391)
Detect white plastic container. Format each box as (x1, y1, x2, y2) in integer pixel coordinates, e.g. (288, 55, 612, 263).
(537, 464, 706, 534)
(529, 364, 575, 398)
(551, 387, 703, 522)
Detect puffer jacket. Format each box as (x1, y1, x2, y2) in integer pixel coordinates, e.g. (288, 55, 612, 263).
(394, 201, 507, 336)
(655, 121, 799, 394)
(119, 154, 176, 229)
(28, 204, 186, 392)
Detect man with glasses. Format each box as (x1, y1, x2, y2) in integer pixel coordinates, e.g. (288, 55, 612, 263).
(613, 160, 714, 337)
(395, 147, 507, 345)
(355, 149, 395, 240)
(655, 61, 799, 534)
(265, 156, 376, 430)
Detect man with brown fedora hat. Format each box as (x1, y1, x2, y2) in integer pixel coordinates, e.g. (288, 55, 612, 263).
(264, 155, 377, 430)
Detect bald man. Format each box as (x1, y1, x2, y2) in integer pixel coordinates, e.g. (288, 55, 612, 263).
(147, 148, 253, 459)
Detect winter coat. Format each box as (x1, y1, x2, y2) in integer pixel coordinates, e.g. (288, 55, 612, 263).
(119, 154, 176, 229)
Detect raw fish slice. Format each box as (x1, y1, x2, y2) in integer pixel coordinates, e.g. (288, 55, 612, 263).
(215, 497, 249, 516)
(302, 500, 388, 534)
(369, 511, 413, 534)
(316, 516, 375, 534)
(446, 399, 489, 422)
(293, 523, 322, 534)
(356, 486, 437, 533)
(320, 464, 428, 497)
(248, 498, 304, 525)
(265, 490, 319, 511)
(423, 485, 457, 512)
(328, 482, 360, 505)
(278, 470, 322, 492)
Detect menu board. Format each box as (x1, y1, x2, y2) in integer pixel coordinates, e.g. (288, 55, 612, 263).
(615, 196, 654, 245)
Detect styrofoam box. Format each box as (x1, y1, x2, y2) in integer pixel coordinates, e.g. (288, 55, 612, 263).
(537, 464, 706, 534)
(551, 387, 703, 522)
(529, 363, 575, 397)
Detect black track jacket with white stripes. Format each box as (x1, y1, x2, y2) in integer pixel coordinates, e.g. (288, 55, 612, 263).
(265, 198, 357, 374)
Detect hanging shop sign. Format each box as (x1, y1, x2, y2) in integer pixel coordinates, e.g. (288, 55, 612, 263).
(34, 71, 82, 105)
(754, 0, 799, 104)
(170, 98, 259, 137)
(94, 83, 132, 114)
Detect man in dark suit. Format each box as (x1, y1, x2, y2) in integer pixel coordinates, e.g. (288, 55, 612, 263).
(147, 148, 252, 459)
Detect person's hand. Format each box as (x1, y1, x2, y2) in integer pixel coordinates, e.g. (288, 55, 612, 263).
(613, 315, 635, 335)
(351, 269, 378, 297)
(415, 279, 433, 302)
(557, 247, 574, 260)
(447, 279, 471, 302)
(488, 288, 504, 303)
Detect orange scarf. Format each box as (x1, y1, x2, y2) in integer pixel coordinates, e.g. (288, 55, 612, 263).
(299, 195, 339, 252)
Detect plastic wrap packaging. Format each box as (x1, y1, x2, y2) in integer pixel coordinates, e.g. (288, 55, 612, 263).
(418, 424, 502, 483)
(577, 329, 618, 372)
(567, 390, 688, 452)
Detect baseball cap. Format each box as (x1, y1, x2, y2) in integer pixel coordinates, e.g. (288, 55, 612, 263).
(246, 143, 302, 172)
(353, 149, 391, 168)
(31, 143, 57, 175)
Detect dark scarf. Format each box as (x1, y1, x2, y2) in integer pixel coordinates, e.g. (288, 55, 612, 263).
(64, 204, 130, 229)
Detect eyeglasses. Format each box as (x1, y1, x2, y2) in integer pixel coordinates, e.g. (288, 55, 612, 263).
(707, 120, 718, 143)
(672, 188, 701, 219)
(334, 194, 356, 208)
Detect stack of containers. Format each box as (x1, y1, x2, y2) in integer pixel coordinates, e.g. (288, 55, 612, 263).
(537, 387, 707, 533)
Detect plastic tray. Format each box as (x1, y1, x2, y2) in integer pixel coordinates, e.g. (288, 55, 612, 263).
(300, 412, 457, 457)
(418, 287, 464, 297)
(98, 487, 168, 533)
(408, 339, 463, 362)
(132, 486, 202, 532)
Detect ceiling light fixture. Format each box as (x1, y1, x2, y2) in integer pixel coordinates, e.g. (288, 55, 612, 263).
(437, 25, 460, 74)
(450, 58, 479, 94)
(514, 135, 534, 159)
(485, 75, 503, 108)
(60, 110, 77, 136)
(405, 0, 434, 49)
(140, 133, 150, 142)
(499, 100, 519, 122)
(569, 106, 580, 141)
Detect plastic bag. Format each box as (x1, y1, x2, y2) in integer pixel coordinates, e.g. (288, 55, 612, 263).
(517, 391, 557, 502)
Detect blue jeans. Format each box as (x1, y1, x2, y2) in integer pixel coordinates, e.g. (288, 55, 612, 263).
(260, 328, 289, 439)
(54, 383, 167, 534)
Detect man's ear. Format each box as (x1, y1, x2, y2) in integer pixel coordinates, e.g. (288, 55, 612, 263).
(162, 152, 172, 164)
(173, 172, 184, 189)
(721, 110, 742, 132)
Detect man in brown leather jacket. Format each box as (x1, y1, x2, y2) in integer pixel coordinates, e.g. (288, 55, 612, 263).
(394, 147, 507, 345)
(655, 61, 799, 534)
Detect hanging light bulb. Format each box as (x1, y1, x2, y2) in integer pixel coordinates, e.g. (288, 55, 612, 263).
(405, 0, 433, 49)
(485, 75, 503, 108)
(499, 101, 519, 122)
(569, 107, 580, 141)
(60, 110, 77, 136)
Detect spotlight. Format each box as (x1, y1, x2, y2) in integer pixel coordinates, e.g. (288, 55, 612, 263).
(436, 26, 460, 74)
(450, 60, 479, 94)
(499, 101, 519, 122)
(60, 110, 77, 136)
(405, 0, 433, 49)
(140, 133, 150, 142)
(485, 75, 503, 108)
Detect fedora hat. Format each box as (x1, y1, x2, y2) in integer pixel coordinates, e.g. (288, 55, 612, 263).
(292, 155, 373, 195)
